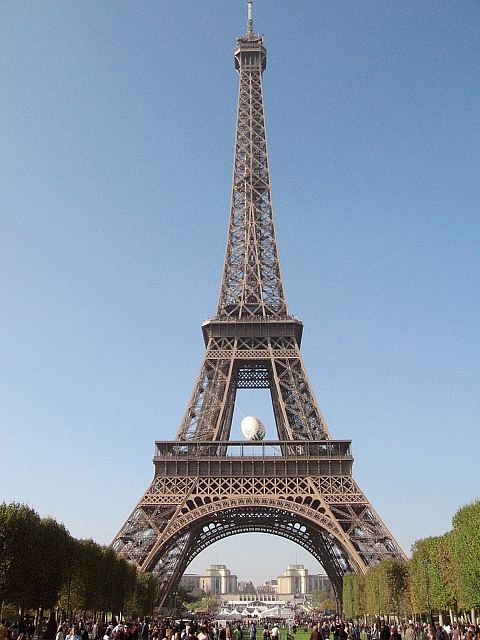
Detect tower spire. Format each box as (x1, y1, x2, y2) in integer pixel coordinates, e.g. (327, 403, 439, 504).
(247, 0, 253, 36)
(217, 7, 287, 318)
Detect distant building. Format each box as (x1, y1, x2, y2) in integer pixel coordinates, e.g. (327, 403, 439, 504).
(181, 574, 201, 591)
(277, 564, 330, 595)
(200, 564, 238, 595)
(308, 573, 331, 593)
(237, 594, 278, 602)
(257, 579, 278, 595)
(237, 580, 255, 594)
(180, 563, 329, 600)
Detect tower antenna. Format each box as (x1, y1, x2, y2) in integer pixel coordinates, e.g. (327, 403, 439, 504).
(247, 0, 253, 36)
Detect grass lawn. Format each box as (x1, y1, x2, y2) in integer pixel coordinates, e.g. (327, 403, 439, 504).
(255, 631, 312, 640)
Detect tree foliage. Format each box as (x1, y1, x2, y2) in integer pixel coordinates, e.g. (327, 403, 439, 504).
(410, 536, 456, 614)
(187, 595, 220, 614)
(343, 574, 366, 618)
(437, 532, 458, 609)
(0, 503, 41, 609)
(306, 587, 336, 613)
(342, 500, 480, 619)
(343, 574, 354, 618)
(365, 565, 382, 616)
(378, 559, 409, 616)
(33, 517, 72, 609)
(126, 572, 156, 618)
(0, 502, 155, 617)
(451, 500, 480, 609)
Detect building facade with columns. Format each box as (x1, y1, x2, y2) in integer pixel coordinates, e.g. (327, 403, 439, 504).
(277, 564, 330, 595)
(202, 564, 238, 595)
(180, 563, 329, 598)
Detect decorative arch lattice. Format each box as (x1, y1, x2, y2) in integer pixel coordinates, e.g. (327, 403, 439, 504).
(144, 502, 366, 608)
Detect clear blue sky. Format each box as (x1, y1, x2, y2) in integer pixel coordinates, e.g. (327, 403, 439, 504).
(1, 1, 479, 585)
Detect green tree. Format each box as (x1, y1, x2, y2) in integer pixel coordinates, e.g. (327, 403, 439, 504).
(188, 588, 206, 602)
(0, 502, 42, 609)
(187, 595, 220, 614)
(351, 574, 366, 618)
(343, 574, 354, 619)
(307, 587, 336, 613)
(59, 538, 104, 614)
(33, 517, 72, 610)
(410, 538, 433, 615)
(438, 532, 459, 612)
(365, 566, 383, 618)
(111, 557, 136, 616)
(125, 572, 156, 618)
(99, 546, 120, 613)
(451, 500, 480, 609)
(377, 559, 409, 617)
(410, 536, 456, 616)
(0, 502, 150, 618)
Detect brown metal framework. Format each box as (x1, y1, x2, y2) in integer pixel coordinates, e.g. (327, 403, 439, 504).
(112, 6, 405, 607)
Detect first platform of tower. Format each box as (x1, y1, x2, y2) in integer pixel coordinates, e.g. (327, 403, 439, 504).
(240, 416, 266, 441)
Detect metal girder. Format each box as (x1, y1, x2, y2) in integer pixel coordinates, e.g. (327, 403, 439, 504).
(174, 337, 330, 441)
(217, 32, 286, 319)
(150, 509, 351, 607)
(112, 17, 406, 610)
(112, 470, 405, 608)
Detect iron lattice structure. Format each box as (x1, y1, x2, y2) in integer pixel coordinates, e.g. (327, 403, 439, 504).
(113, 7, 405, 607)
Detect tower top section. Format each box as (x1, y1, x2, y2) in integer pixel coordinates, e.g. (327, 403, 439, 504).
(235, 1, 266, 73)
(216, 1, 285, 318)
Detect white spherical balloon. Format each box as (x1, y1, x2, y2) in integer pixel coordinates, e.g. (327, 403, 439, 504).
(241, 416, 266, 441)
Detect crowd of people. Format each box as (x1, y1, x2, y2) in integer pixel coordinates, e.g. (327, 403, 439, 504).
(306, 621, 480, 640)
(1, 617, 480, 640)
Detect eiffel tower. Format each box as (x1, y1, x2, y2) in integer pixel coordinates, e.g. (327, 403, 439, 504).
(113, 2, 405, 607)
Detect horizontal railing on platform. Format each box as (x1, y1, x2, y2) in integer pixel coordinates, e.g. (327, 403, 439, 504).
(154, 439, 352, 460)
(204, 315, 301, 324)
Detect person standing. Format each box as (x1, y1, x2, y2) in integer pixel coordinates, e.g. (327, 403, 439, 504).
(66, 628, 82, 640)
(380, 624, 390, 640)
(56, 624, 68, 640)
(405, 625, 417, 640)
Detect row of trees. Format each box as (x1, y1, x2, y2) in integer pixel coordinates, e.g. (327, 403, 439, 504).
(0, 503, 156, 620)
(343, 500, 480, 620)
